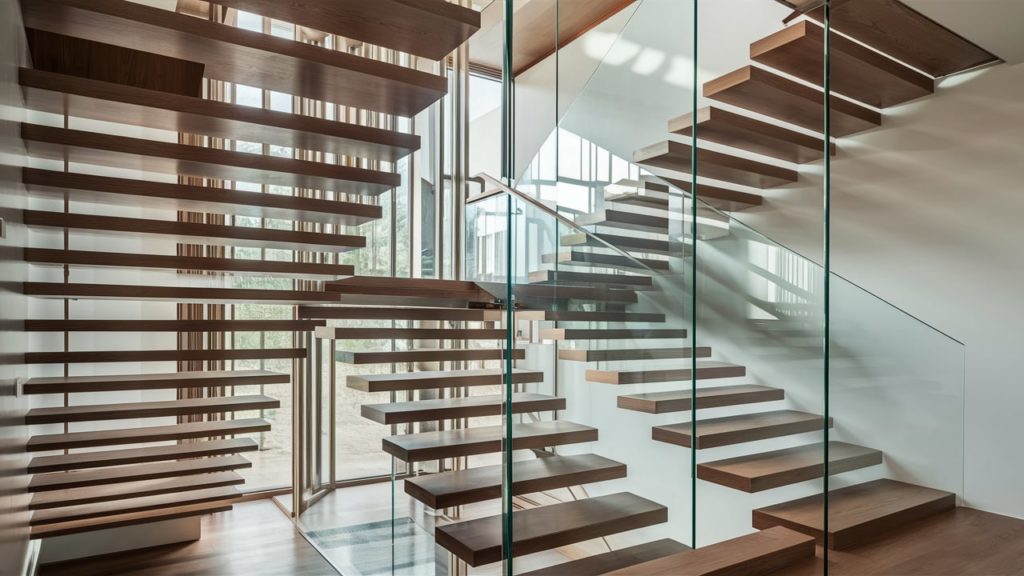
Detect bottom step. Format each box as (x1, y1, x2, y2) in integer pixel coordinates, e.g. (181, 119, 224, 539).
(752, 478, 956, 549)
(31, 501, 233, 539)
(435, 492, 667, 567)
(605, 526, 814, 575)
(520, 538, 690, 576)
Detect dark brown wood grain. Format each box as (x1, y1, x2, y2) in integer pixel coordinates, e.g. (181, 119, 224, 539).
(617, 384, 785, 415)
(671, 106, 834, 164)
(527, 270, 655, 289)
(544, 250, 671, 272)
(299, 305, 501, 321)
(27, 419, 271, 452)
(25, 349, 306, 365)
(347, 368, 543, 393)
(25, 319, 321, 333)
(653, 410, 832, 450)
(559, 347, 712, 362)
(314, 326, 505, 340)
(560, 231, 684, 258)
(31, 471, 245, 510)
(541, 328, 686, 341)
(29, 456, 252, 492)
(587, 361, 746, 384)
(382, 421, 598, 463)
(27, 439, 259, 474)
(26, 395, 279, 424)
(698, 441, 882, 493)
(30, 486, 241, 526)
(23, 282, 339, 303)
(335, 347, 525, 365)
(31, 501, 234, 539)
(634, 140, 799, 189)
(516, 309, 665, 322)
(361, 393, 564, 425)
(520, 538, 690, 576)
(24, 370, 287, 394)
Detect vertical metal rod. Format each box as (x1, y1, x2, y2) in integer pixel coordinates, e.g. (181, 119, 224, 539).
(823, 0, 832, 572)
(689, 0, 699, 551)
(501, 2, 515, 573)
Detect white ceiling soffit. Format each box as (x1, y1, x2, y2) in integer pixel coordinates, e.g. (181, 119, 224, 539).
(903, 0, 1024, 64)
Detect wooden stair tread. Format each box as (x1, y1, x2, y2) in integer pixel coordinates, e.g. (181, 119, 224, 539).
(335, 347, 524, 365)
(544, 250, 670, 273)
(670, 106, 833, 164)
(560, 232, 686, 257)
(560, 347, 711, 362)
(752, 478, 956, 549)
(653, 410, 831, 450)
(24, 0, 448, 116)
(25, 348, 306, 365)
(605, 526, 815, 575)
(361, 393, 564, 425)
(516, 310, 666, 323)
(30, 486, 240, 526)
(22, 124, 398, 196)
(575, 209, 670, 233)
(382, 420, 597, 462)
(24, 369, 286, 394)
(543, 328, 686, 341)
(25, 248, 354, 279)
(26, 395, 279, 425)
(634, 140, 798, 189)
(31, 471, 244, 510)
(315, 326, 505, 340)
(24, 210, 365, 252)
(20, 68, 419, 162)
(698, 441, 882, 493)
(605, 179, 763, 214)
(348, 368, 543, 393)
(30, 454, 252, 492)
(23, 168, 381, 226)
(802, 0, 998, 78)
(213, 0, 480, 61)
(25, 319, 320, 333)
(404, 454, 626, 509)
(617, 384, 785, 414)
(435, 492, 667, 567)
(27, 418, 270, 452)
(30, 500, 233, 539)
(751, 20, 933, 108)
(659, 177, 764, 213)
(704, 66, 881, 137)
(587, 361, 746, 384)
(511, 284, 639, 304)
(521, 539, 690, 576)
(24, 282, 338, 304)
(299, 305, 501, 322)
(527, 270, 654, 289)
(325, 277, 496, 306)
(28, 438, 258, 474)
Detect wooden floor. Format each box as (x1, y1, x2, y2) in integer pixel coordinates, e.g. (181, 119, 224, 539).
(39, 500, 337, 576)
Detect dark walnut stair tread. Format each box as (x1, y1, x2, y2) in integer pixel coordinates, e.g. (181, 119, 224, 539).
(325, 277, 493, 301)
(30, 486, 240, 526)
(25, 319, 320, 333)
(587, 361, 747, 384)
(512, 283, 639, 303)
(653, 410, 831, 450)
(30, 455, 252, 492)
(670, 106, 834, 164)
(348, 368, 543, 393)
(23, 210, 365, 252)
(24, 369, 287, 394)
(24, 282, 338, 304)
(542, 328, 686, 341)
(560, 231, 686, 258)
(575, 209, 671, 233)
(704, 66, 881, 137)
(27, 418, 271, 452)
(23, 0, 448, 116)
(28, 438, 258, 474)
(336, 347, 525, 365)
(527, 269, 655, 289)
(404, 454, 626, 509)
(618, 384, 785, 415)
(634, 140, 798, 189)
(698, 441, 883, 493)
(299, 305, 501, 322)
(26, 395, 279, 425)
(605, 526, 815, 575)
(435, 492, 667, 567)
(21, 124, 398, 196)
(25, 248, 354, 279)
(802, 0, 998, 78)
(516, 310, 666, 323)
(19, 68, 420, 162)
(382, 421, 598, 462)
(752, 478, 956, 549)
(520, 538, 690, 576)
(361, 393, 564, 425)
(544, 250, 670, 273)
(30, 501, 233, 539)
(25, 348, 306, 365)
(560, 347, 712, 362)
(315, 326, 505, 340)
(23, 168, 382, 226)
(751, 20, 933, 108)
(213, 0, 480, 61)
(30, 471, 245, 510)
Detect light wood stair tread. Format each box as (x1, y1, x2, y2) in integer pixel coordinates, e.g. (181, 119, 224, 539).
(25, 319, 320, 333)
(516, 310, 666, 323)
(605, 526, 815, 575)
(362, 393, 563, 425)
(698, 441, 883, 493)
(23, 168, 381, 226)
(527, 270, 654, 289)
(30, 500, 233, 539)
(560, 232, 686, 258)
(28, 439, 258, 474)
(26, 395, 279, 425)
(30, 454, 252, 492)
(27, 418, 270, 452)
(544, 250, 670, 273)
(299, 305, 501, 322)
(24, 0, 448, 116)
(704, 66, 881, 137)
(30, 471, 244, 510)
(383, 421, 598, 462)
(543, 328, 686, 341)
(335, 347, 524, 365)
(670, 106, 834, 164)
(24, 282, 338, 304)
(587, 361, 746, 384)
(560, 347, 712, 363)
(511, 283, 639, 303)
(24, 369, 286, 394)
(634, 140, 798, 189)
(435, 492, 667, 567)
(653, 410, 831, 450)
(348, 368, 543, 393)
(659, 177, 764, 212)
(618, 384, 785, 414)
(521, 538, 691, 576)
(315, 326, 505, 340)
(25, 348, 306, 365)
(752, 478, 956, 549)
(30, 486, 240, 526)
(575, 209, 670, 233)
(405, 453, 626, 509)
